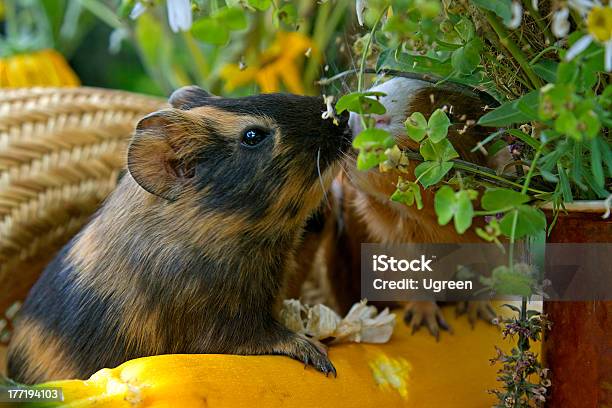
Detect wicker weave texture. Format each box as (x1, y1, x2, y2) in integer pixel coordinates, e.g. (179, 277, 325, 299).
(0, 87, 165, 345)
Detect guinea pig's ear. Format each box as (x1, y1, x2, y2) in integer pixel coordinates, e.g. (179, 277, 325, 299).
(128, 110, 195, 201)
(169, 85, 214, 110)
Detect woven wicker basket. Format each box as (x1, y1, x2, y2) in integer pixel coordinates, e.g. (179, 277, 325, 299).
(0, 88, 165, 350)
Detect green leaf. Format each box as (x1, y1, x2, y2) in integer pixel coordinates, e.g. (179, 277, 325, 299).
(600, 137, 612, 177)
(451, 38, 482, 75)
(481, 188, 529, 211)
(135, 13, 171, 80)
(274, 3, 298, 26)
(454, 190, 474, 233)
(539, 84, 575, 120)
(506, 129, 541, 150)
(413, 184, 423, 209)
(352, 128, 395, 150)
(247, 0, 272, 10)
(334, 93, 360, 113)
(557, 61, 579, 85)
(357, 150, 387, 170)
(470, 0, 512, 24)
(380, 50, 454, 77)
(434, 185, 455, 225)
(434, 186, 474, 233)
(415, 0, 442, 18)
(191, 18, 230, 45)
(499, 206, 547, 239)
(600, 84, 612, 108)
(489, 265, 534, 297)
(580, 110, 601, 139)
(391, 181, 423, 209)
(420, 138, 459, 161)
(359, 97, 387, 115)
(428, 109, 451, 142)
(533, 59, 558, 83)
(590, 138, 604, 188)
(455, 18, 475, 42)
(391, 188, 415, 206)
(405, 112, 428, 142)
(335, 92, 387, 114)
(557, 162, 573, 202)
(516, 90, 540, 120)
(554, 111, 581, 140)
(478, 90, 539, 126)
(415, 161, 454, 188)
(215, 7, 248, 30)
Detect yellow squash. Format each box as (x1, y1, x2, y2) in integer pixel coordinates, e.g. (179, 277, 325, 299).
(28, 306, 526, 408)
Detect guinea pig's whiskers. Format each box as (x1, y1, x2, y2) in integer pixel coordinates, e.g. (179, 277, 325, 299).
(316, 147, 331, 210)
(338, 153, 358, 187)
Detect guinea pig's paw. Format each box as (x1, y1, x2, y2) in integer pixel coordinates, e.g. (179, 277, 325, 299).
(403, 301, 452, 341)
(276, 333, 336, 377)
(455, 301, 497, 328)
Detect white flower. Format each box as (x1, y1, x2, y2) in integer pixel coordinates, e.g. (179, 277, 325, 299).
(506, 1, 523, 29)
(167, 0, 193, 33)
(568, 0, 601, 16)
(565, 35, 594, 60)
(532, 0, 539, 11)
(130, 1, 146, 20)
(552, 8, 571, 38)
(356, 0, 367, 26)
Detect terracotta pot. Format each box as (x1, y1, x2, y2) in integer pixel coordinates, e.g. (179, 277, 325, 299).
(543, 202, 612, 408)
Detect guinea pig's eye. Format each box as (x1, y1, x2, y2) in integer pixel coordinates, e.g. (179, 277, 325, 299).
(241, 128, 270, 147)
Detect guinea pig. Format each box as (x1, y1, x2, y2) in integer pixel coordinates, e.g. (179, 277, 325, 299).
(7, 86, 351, 384)
(313, 78, 502, 338)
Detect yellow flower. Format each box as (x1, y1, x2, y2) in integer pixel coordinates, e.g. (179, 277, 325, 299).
(369, 354, 412, 399)
(566, 5, 612, 72)
(220, 31, 313, 94)
(587, 6, 612, 43)
(0, 49, 80, 88)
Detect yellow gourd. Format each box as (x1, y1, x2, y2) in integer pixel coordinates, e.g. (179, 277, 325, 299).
(29, 307, 522, 408)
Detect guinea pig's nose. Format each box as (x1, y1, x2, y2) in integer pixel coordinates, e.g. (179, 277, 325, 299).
(337, 109, 350, 127)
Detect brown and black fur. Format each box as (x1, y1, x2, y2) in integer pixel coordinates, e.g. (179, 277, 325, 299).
(7, 86, 351, 384)
(306, 78, 503, 337)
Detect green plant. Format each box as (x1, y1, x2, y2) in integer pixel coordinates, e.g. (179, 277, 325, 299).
(72, 0, 352, 96)
(333, 0, 610, 406)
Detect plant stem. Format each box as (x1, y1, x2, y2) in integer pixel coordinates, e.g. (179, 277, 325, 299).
(400, 151, 548, 194)
(506, 143, 545, 404)
(529, 46, 561, 65)
(304, 0, 348, 91)
(79, 0, 123, 30)
(357, 7, 387, 92)
(484, 11, 543, 90)
(182, 32, 209, 85)
(521, 144, 543, 195)
(304, 0, 330, 93)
